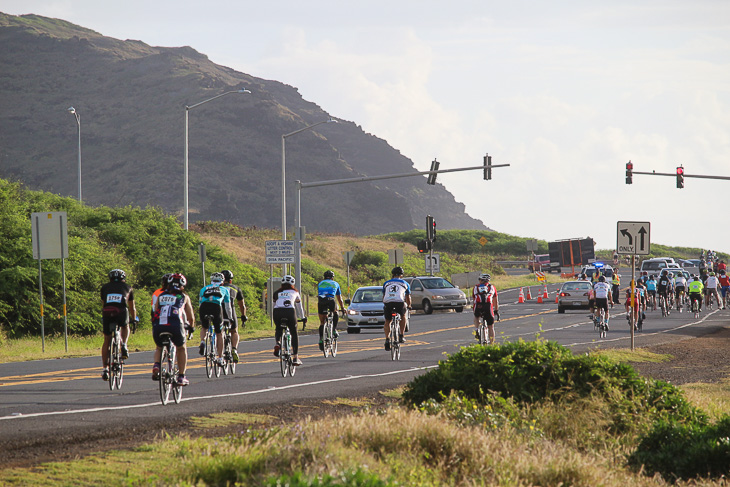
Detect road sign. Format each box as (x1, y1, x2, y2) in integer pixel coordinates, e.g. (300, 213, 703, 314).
(525, 239, 538, 252)
(343, 251, 355, 266)
(424, 253, 440, 273)
(479, 236, 488, 246)
(388, 248, 403, 265)
(31, 212, 69, 260)
(535, 271, 546, 281)
(616, 221, 651, 255)
(265, 240, 296, 264)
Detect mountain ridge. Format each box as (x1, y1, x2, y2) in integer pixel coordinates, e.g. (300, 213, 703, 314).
(0, 12, 487, 235)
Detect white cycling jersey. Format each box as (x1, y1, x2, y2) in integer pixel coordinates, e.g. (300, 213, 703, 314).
(593, 282, 611, 299)
(706, 276, 719, 289)
(674, 276, 687, 288)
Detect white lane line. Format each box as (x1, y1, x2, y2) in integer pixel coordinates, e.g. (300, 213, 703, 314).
(0, 366, 437, 421)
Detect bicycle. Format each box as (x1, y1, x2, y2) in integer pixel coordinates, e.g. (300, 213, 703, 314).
(278, 317, 296, 377)
(388, 312, 401, 361)
(596, 308, 607, 339)
(202, 315, 222, 378)
(659, 294, 669, 318)
(321, 310, 338, 358)
(476, 314, 489, 345)
(108, 323, 125, 390)
(691, 295, 701, 319)
(159, 326, 192, 405)
(676, 291, 684, 313)
(221, 320, 236, 375)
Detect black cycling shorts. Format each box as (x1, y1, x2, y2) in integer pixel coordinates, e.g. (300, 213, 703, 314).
(384, 302, 406, 317)
(199, 301, 223, 333)
(595, 297, 609, 312)
(474, 303, 495, 326)
(153, 322, 186, 348)
(102, 306, 129, 335)
(317, 297, 337, 315)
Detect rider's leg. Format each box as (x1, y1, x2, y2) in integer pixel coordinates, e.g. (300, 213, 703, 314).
(176, 344, 188, 375)
(398, 312, 407, 336)
(101, 333, 112, 367)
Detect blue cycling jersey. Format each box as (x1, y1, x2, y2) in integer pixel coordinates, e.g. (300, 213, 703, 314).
(317, 279, 342, 299)
(646, 279, 657, 291)
(199, 283, 231, 305)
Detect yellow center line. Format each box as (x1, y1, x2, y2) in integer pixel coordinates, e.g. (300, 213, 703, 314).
(0, 309, 555, 387)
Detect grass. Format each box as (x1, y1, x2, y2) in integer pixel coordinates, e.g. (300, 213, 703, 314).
(594, 348, 673, 364)
(680, 380, 730, 421)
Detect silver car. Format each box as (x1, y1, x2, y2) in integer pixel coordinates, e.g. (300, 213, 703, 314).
(557, 280, 593, 313)
(345, 286, 385, 334)
(404, 276, 467, 314)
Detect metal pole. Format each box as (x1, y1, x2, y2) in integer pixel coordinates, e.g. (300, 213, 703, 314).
(281, 135, 287, 275)
(60, 214, 68, 352)
(184, 107, 189, 230)
(35, 216, 45, 352)
(631, 254, 636, 351)
(76, 114, 82, 202)
(294, 180, 302, 290)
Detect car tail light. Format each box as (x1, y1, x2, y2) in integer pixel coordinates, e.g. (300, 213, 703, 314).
(560, 292, 570, 297)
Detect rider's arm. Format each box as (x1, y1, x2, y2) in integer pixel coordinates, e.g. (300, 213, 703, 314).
(493, 293, 499, 312)
(405, 293, 412, 308)
(127, 293, 137, 322)
(184, 295, 196, 327)
(294, 296, 306, 321)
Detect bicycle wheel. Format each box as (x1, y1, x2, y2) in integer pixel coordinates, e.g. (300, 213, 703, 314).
(205, 332, 214, 379)
(331, 333, 338, 358)
(108, 334, 116, 390)
(289, 356, 297, 376)
(479, 322, 487, 346)
(323, 322, 330, 358)
(159, 346, 172, 405)
(226, 338, 236, 375)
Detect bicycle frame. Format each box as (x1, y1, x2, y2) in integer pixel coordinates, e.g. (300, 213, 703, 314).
(108, 324, 124, 390)
(279, 318, 296, 377)
(159, 333, 182, 405)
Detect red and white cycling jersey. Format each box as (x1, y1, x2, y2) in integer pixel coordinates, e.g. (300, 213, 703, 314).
(719, 274, 730, 287)
(472, 283, 497, 305)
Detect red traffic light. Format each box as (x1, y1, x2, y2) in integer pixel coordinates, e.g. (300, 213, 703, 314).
(676, 166, 684, 175)
(676, 166, 685, 189)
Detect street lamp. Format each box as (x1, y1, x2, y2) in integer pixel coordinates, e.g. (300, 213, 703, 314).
(184, 88, 251, 230)
(281, 118, 337, 273)
(67, 107, 81, 202)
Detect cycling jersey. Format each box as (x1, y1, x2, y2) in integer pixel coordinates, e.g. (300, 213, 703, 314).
(382, 278, 410, 303)
(472, 283, 497, 304)
(688, 280, 704, 294)
(706, 276, 719, 289)
(317, 279, 342, 299)
(657, 276, 671, 292)
(646, 279, 657, 291)
(199, 283, 231, 306)
(593, 282, 611, 299)
(101, 281, 134, 310)
(719, 274, 730, 287)
(673, 276, 686, 289)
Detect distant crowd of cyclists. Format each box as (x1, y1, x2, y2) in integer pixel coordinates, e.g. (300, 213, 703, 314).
(578, 251, 728, 332)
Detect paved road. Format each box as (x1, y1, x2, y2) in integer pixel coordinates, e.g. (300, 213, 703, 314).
(1, 283, 727, 443)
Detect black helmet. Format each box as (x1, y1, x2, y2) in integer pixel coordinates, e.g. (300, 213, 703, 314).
(392, 266, 404, 276)
(599, 276, 606, 282)
(323, 270, 335, 280)
(221, 270, 233, 281)
(109, 269, 126, 281)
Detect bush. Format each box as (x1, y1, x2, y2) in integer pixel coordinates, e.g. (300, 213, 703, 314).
(629, 415, 730, 481)
(402, 340, 705, 429)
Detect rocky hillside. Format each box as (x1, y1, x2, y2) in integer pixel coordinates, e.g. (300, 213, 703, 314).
(0, 12, 487, 235)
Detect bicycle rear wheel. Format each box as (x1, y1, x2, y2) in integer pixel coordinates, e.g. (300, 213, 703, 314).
(479, 321, 487, 345)
(205, 332, 214, 378)
(289, 358, 297, 376)
(172, 367, 182, 403)
(331, 334, 338, 357)
(110, 334, 124, 390)
(226, 338, 236, 375)
(159, 346, 172, 405)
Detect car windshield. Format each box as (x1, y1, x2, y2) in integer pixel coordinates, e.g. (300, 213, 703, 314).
(562, 282, 592, 292)
(352, 289, 384, 303)
(420, 278, 455, 290)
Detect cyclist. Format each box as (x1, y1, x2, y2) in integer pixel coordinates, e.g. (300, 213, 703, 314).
(151, 273, 195, 385)
(718, 260, 727, 274)
(382, 266, 411, 351)
(673, 272, 687, 311)
(272, 275, 306, 365)
(220, 270, 246, 363)
(688, 276, 704, 313)
(593, 276, 612, 328)
(100, 269, 137, 381)
(635, 278, 647, 318)
(624, 280, 642, 330)
(316, 270, 345, 352)
(151, 273, 172, 319)
(656, 270, 671, 312)
(718, 270, 730, 309)
(472, 273, 500, 343)
(645, 274, 657, 310)
(666, 272, 676, 308)
(198, 272, 233, 367)
(705, 271, 721, 309)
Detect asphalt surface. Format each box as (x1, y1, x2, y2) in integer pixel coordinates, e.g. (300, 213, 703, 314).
(1, 282, 727, 443)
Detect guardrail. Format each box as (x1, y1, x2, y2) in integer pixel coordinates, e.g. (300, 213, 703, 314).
(495, 261, 530, 266)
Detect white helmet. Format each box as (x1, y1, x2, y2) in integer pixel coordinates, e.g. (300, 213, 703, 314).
(282, 275, 295, 285)
(479, 273, 491, 281)
(210, 272, 224, 284)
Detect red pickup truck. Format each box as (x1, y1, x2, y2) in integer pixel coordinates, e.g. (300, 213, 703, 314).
(528, 254, 551, 272)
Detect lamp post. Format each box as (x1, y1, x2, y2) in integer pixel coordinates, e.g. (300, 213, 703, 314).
(184, 88, 251, 230)
(67, 107, 81, 202)
(281, 118, 337, 274)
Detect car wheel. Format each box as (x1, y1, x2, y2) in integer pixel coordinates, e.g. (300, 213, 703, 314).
(423, 300, 433, 315)
(347, 327, 360, 334)
(454, 306, 464, 313)
(558, 306, 565, 314)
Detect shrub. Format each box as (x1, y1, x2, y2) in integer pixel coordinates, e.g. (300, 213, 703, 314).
(629, 415, 730, 481)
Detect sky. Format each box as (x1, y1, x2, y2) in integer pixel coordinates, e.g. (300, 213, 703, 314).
(3, 0, 730, 253)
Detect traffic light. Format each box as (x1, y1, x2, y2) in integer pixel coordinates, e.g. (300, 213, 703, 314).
(676, 166, 684, 189)
(625, 161, 633, 184)
(483, 154, 492, 180)
(426, 159, 440, 185)
(426, 215, 436, 241)
(417, 239, 431, 253)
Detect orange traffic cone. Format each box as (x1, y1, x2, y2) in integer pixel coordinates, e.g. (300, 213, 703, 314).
(525, 286, 532, 300)
(518, 287, 525, 303)
(555, 293, 559, 304)
(543, 285, 549, 299)
(537, 294, 543, 304)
